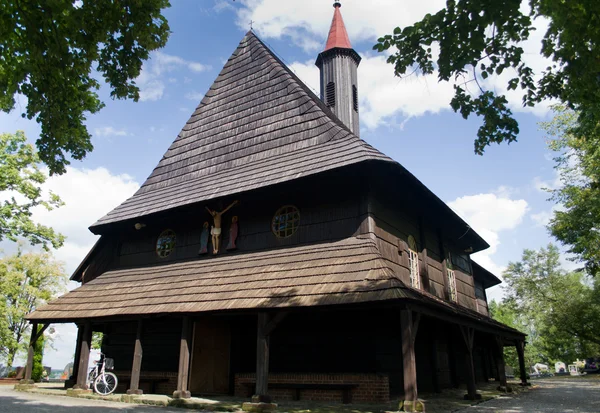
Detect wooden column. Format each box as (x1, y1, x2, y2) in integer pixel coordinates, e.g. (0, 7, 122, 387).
(437, 229, 450, 300)
(74, 321, 92, 390)
(173, 316, 192, 398)
(254, 312, 271, 403)
(430, 337, 441, 393)
(418, 217, 430, 290)
(23, 322, 38, 382)
(459, 326, 480, 400)
(515, 340, 529, 386)
(492, 337, 508, 390)
(67, 325, 84, 388)
(401, 309, 420, 406)
(127, 319, 144, 395)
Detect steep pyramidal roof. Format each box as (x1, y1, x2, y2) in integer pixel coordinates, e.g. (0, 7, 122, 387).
(91, 31, 391, 231)
(324, 2, 352, 51)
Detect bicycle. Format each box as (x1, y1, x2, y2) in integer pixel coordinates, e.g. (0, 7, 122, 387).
(87, 353, 118, 395)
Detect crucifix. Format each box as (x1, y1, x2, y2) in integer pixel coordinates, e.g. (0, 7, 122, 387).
(205, 200, 238, 255)
(249, 20, 254, 30)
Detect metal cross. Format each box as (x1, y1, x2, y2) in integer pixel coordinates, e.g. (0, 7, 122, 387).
(249, 20, 254, 30)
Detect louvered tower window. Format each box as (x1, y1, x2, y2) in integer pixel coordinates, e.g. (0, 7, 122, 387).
(326, 81, 335, 107)
(408, 235, 420, 289)
(352, 85, 358, 112)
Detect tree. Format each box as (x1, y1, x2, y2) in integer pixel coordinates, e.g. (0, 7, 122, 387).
(539, 106, 600, 276)
(0, 0, 171, 174)
(374, 0, 600, 155)
(502, 244, 600, 364)
(0, 131, 64, 249)
(0, 249, 66, 369)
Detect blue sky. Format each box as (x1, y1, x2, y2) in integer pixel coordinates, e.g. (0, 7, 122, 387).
(1, 0, 566, 369)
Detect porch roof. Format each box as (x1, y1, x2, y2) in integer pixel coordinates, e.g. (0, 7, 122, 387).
(28, 237, 412, 321)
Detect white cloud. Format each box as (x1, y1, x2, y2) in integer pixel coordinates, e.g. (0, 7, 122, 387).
(32, 167, 139, 274)
(289, 54, 455, 130)
(93, 126, 128, 137)
(531, 210, 553, 227)
(448, 191, 529, 277)
(185, 91, 205, 101)
(137, 52, 210, 102)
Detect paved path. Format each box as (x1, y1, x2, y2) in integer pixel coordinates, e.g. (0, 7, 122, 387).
(459, 378, 600, 413)
(0, 385, 184, 413)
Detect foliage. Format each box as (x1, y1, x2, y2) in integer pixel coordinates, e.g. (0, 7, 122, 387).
(539, 106, 600, 276)
(374, 0, 600, 155)
(499, 244, 600, 366)
(0, 131, 64, 249)
(0, 249, 66, 369)
(0, 0, 171, 174)
(91, 332, 104, 350)
(31, 325, 45, 382)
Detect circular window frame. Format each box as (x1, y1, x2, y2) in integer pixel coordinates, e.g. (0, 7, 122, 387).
(271, 205, 300, 239)
(156, 229, 176, 258)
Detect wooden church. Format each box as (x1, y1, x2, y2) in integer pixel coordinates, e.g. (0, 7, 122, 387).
(26, 2, 528, 410)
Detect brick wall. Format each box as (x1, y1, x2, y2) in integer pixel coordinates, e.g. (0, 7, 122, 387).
(113, 370, 177, 395)
(235, 373, 389, 403)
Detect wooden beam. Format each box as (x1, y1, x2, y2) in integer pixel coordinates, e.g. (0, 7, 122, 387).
(68, 325, 84, 387)
(74, 321, 92, 390)
(173, 316, 191, 399)
(418, 217, 430, 290)
(437, 229, 450, 301)
(430, 338, 441, 393)
(263, 312, 288, 337)
(254, 312, 271, 403)
(127, 319, 144, 395)
(515, 340, 529, 386)
(460, 326, 479, 400)
(494, 336, 508, 388)
(24, 322, 38, 382)
(401, 309, 418, 403)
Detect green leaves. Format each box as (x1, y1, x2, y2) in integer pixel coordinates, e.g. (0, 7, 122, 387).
(0, 249, 67, 367)
(540, 106, 600, 276)
(498, 245, 600, 364)
(0, 131, 64, 249)
(373, 0, 600, 155)
(0, 0, 171, 175)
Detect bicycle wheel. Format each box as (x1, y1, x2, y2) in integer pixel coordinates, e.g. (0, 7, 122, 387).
(94, 372, 118, 395)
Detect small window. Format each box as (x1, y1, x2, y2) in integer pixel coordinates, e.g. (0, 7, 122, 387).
(326, 81, 335, 107)
(272, 205, 300, 238)
(352, 85, 358, 112)
(407, 235, 420, 289)
(156, 229, 176, 258)
(447, 269, 457, 302)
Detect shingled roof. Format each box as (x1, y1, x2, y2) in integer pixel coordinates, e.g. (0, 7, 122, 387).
(28, 237, 410, 321)
(90, 31, 392, 231)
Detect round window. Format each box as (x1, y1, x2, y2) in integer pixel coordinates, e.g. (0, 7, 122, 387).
(272, 205, 300, 238)
(156, 229, 176, 258)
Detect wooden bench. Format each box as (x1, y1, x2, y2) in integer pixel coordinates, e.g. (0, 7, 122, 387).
(118, 375, 170, 394)
(241, 382, 358, 404)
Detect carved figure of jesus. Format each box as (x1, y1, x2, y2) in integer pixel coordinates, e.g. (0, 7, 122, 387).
(205, 200, 238, 254)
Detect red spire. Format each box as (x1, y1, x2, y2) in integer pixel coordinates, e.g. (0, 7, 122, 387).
(324, 2, 352, 51)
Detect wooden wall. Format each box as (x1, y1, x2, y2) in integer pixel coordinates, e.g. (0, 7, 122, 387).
(115, 170, 368, 269)
(369, 188, 479, 308)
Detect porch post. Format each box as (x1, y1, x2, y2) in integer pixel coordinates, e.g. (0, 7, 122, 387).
(74, 321, 92, 390)
(400, 309, 421, 411)
(127, 319, 144, 395)
(173, 316, 192, 399)
(254, 312, 271, 403)
(23, 322, 38, 383)
(66, 325, 84, 388)
(430, 337, 441, 393)
(459, 326, 480, 400)
(494, 336, 509, 390)
(515, 339, 529, 386)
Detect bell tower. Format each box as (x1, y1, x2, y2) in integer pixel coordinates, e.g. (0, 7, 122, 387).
(315, 2, 361, 136)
